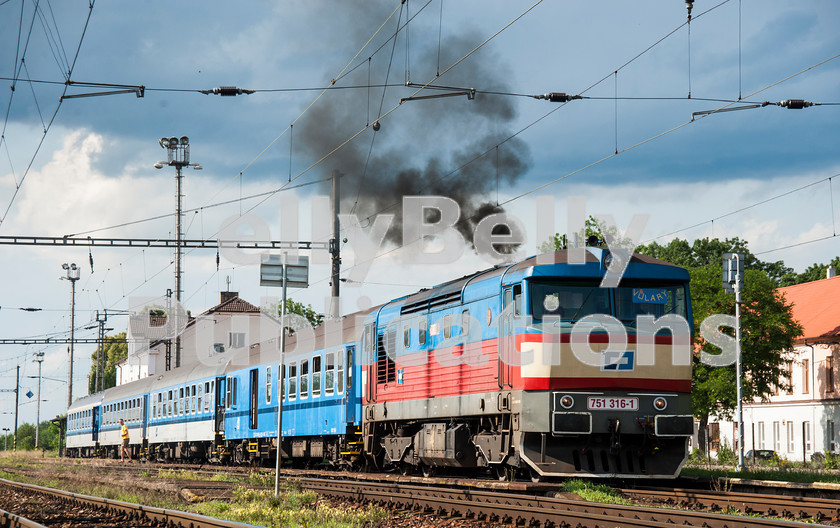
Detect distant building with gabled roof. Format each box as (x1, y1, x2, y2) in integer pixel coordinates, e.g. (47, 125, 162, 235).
(116, 291, 279, 386)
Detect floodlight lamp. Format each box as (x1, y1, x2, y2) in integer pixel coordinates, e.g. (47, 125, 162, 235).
(192, 164, 203, 170)
(70, 264, 77, 271)
(154, 162, 164, 169)
(159, 137, 169, 148)
(169, 136, 179, 146)
(180, 136, 189, 146)
(62, 263, 69, 270)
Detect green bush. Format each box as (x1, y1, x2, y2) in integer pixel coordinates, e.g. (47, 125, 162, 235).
(716, 441, 737, 466)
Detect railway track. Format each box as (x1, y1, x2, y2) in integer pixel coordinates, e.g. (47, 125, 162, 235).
(294, 477, 827, 528)
(0, 478, 259, 528)
(4, 457, 840, 526)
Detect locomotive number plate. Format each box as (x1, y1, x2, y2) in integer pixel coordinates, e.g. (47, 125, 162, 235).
(587, 396, 638, 411)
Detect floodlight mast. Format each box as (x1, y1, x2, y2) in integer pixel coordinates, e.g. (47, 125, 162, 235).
(155, 136, 201, 368)
(60, 263, 80, 408)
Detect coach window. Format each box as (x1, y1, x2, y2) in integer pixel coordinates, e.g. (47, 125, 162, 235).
(225, 377, 232, 409)
(289, 362, 297, 401)
(266, 366, 272, 404)
(347, 348, 354, 390)
(302, 359, 311, 398)
(403, 327, 411, 349)
(325, 353, 335, 396)
(337, 350, 345, 394)
(301, 359, 309, 399)
(462, 309, 470, 337)
(419, 319, 426, 345)
(313, 356, 322, 397)
(192, 385, 197, 414)
(197, 384, 203, 414)
(168, 390, 173, 417)
(443, 313, 452, 339)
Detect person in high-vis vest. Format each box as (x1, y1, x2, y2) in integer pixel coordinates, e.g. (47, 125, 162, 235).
(119, 419, 131, 462)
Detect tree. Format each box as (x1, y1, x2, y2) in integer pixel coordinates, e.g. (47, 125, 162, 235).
(780, 256, 840, 286)
(636, 237, 794, 285)
(538, 216, 630, 253)
(688, 266, 801, 438)
(88, 332, 128, 393)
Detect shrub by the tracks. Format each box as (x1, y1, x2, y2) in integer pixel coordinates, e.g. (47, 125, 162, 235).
(192, 484, 389, 528)
(561, 479, 632, 505)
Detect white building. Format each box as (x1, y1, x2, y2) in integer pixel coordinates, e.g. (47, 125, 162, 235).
(116, 292, 276, 385)
(710, 268, 840, 463)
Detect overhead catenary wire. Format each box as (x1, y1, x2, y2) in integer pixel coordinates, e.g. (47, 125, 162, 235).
(0, 0, 96, 231)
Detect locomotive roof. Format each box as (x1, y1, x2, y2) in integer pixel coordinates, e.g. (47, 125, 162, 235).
(394, 249, 686, 314)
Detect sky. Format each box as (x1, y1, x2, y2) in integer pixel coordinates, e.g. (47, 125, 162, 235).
(0, 0, 838, 430)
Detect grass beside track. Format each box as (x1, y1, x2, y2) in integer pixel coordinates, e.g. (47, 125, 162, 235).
(0, 452, 389, 527)
(682, 466, 840, 484)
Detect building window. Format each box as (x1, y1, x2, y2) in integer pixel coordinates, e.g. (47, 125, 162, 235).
(229, 332, 246, 348)
(708, 422, 720, 451)
(786, 362, 794, 395)
(803, 359, 810, 394)
(827, 356, 835, 393)
(787, 421, 795, 452)
(757, 422, 765, 449)
(829, 420, 836, 452)
(804, 421, 812, 452)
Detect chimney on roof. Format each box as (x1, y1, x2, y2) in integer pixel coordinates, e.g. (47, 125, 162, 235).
(828, 266, 836, 279)
(221, 291, 239, 303)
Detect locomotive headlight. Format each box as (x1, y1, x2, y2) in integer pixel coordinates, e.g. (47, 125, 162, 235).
(560, 395, 574, 409)
(653, 397, 668, 411)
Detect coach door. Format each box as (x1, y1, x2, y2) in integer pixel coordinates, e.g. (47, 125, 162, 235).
(141, 395, 149, 440)
(499, 285, 521, 389)
(363, 323, 376, 403)
(344, 345, 357, 423)
(91, 405, 100, 444)
(249, 368, 259, 429)
(214, 376, 226, 434)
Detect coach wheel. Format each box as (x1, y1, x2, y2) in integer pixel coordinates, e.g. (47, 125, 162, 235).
(528, 467, 543, 483)
(420, 464, 435, 478)
(493, 464, 513, 482)
(233, 444, 246, 465)
(400, 462, 413, 476)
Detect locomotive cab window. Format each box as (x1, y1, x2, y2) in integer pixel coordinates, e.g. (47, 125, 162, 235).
(419, 319, 426, 345)
(614, 282, 688, 322)
(530, 280, 608, 321)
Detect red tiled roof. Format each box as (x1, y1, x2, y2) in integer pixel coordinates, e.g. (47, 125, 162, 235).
(778, 275, 840, 342)
(200, 296, 261, 315)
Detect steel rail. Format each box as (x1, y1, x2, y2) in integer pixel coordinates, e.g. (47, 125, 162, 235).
(0, 478, 260, 528)
(622, 487, 840, 522)
(0, 507, 50, 528)
(295, 477, 824, 528)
